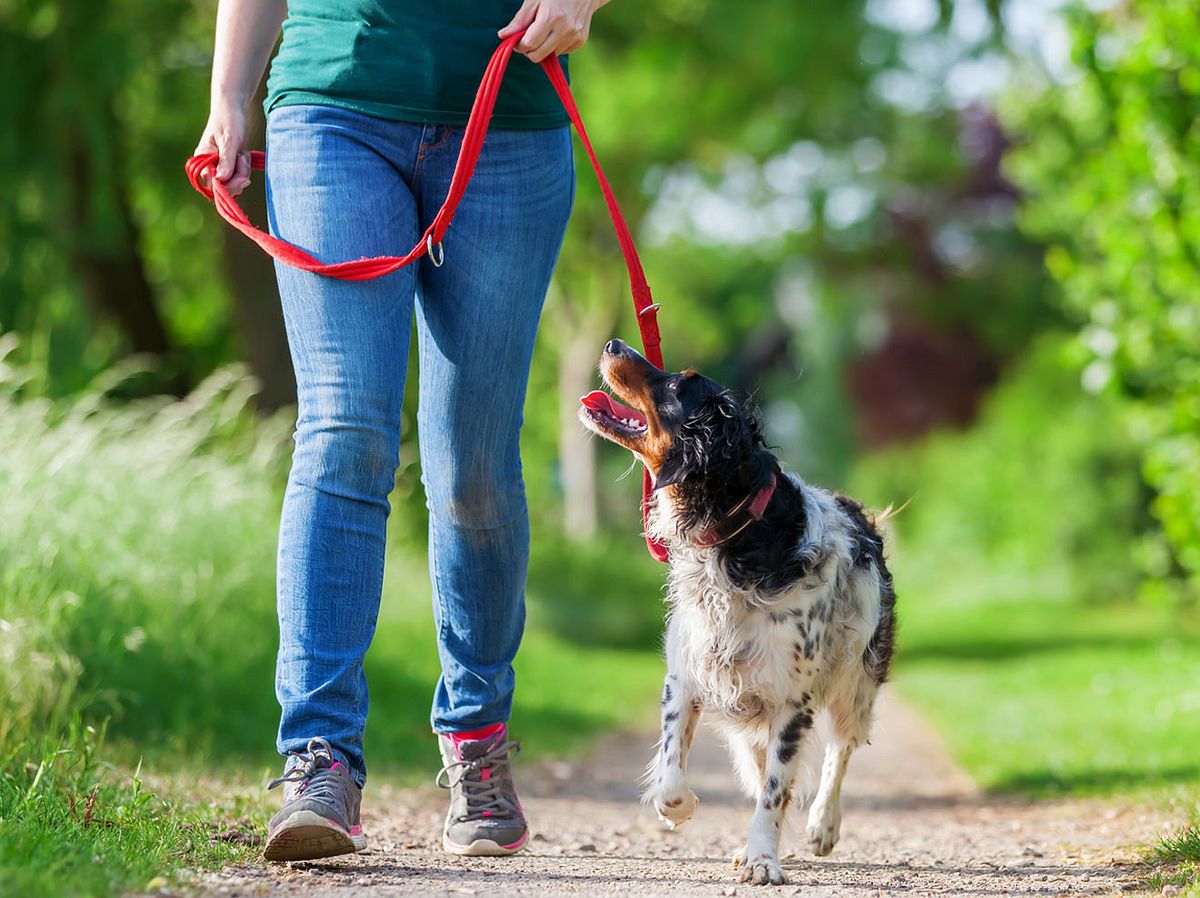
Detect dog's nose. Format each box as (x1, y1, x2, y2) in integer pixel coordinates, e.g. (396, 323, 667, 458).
(605, 338, 626, 356)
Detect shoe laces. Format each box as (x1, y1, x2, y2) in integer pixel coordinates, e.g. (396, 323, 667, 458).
(268, 737, 344, 805)
(435, 738, 522, 821)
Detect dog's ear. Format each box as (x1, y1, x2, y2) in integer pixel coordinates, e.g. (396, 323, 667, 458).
(654, 446, 691, 489)
(654, 391, 750, 490)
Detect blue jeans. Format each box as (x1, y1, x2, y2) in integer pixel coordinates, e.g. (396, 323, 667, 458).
(266, 104, 574, 786)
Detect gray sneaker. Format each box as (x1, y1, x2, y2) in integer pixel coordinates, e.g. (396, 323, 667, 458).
(264, 737, 367, 862)
(436, 726, 528, 856)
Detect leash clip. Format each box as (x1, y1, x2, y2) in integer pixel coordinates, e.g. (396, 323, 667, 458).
(639, 303, 661, 318)
(427, 234, 445, 268)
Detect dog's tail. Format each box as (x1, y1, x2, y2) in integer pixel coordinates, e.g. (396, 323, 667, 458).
(867, 495, 913, 531)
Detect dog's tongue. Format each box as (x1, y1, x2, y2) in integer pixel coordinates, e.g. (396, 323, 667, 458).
(581, 390, 646, 425)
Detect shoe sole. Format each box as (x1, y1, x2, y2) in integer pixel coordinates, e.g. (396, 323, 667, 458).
(265, 810, 368, 862)
(442, 830, 528, 857)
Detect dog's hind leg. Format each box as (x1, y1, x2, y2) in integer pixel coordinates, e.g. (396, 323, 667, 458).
(806, 670, 878, 857)
(644, 674, 701, 829)
(734, 700, 816, 886)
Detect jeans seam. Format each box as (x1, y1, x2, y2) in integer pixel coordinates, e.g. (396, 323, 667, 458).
(428, 510, 452, 677)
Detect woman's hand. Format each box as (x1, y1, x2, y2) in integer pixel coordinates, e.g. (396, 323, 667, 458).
(194, 0, 286, 196)
(499, 0, 610, 64)
(193, 99, 252, 196)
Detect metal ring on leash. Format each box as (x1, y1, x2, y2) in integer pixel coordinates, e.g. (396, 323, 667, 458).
(639, 303, 662, 317)
(427, 234, 445, 267)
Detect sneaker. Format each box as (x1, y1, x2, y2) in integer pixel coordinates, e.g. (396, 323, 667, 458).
(264, 737, 367, 862)
(435, 724, 528, 856)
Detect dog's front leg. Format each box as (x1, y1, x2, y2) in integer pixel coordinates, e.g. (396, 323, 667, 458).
(644, 674, 701, 829)
(735, 702, 815, 886)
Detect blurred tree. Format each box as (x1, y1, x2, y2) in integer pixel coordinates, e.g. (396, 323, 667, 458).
(1006, 0, 1200, 601)
(0, 0, 292, 403)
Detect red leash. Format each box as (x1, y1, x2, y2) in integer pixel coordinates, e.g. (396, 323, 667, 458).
(187, 32, 669, 562)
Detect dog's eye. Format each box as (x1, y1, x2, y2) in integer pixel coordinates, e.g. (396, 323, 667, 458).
(668, 378, 680, 392)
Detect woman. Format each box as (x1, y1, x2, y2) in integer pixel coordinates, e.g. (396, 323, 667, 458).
(194, 0, 609, 862)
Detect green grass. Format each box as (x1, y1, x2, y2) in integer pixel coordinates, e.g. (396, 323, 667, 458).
(1145, 823, 1200, 895)
(893, 597, 1200, 796)
(0, 723, 267, 898)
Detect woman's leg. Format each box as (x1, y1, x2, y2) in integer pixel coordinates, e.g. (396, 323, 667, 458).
(266, 105, 422, 787)
(411, 125, 574, 736)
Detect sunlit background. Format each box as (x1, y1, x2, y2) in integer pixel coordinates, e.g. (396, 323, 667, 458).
(2, 1, 1198, 894)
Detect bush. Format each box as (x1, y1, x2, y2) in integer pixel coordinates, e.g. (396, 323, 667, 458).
(0, 345, 291, 761)
(1004, 0, 1200, 600)
(852, 336, 1148, 607)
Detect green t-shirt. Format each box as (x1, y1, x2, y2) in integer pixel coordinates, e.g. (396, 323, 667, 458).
(265, 1, 570, 129)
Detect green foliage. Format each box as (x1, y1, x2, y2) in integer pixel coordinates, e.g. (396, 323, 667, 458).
(0, 722, 264, 898)
(0, 0, 229, 390)
(853, 338, 1200, 798)
(896, 598, 1200, 796)
(527, 531, 667, 649)
(1005, 0, 1200, 599)
(0, 346, 290, 752)
(853, 336, 1147, 606)
(1147, 822, 1200, 895)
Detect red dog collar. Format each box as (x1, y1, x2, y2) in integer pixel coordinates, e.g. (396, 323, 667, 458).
(695, 473, 778, 548)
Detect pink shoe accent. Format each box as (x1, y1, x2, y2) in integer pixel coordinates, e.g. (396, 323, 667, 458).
(329, 761, 348, 773)
(447, 724, 505, 814)
(447, 723, 506, 760)
(501, 832, 529, 851)
(350, 824, 363, 836)
(448, 722, 505, 745)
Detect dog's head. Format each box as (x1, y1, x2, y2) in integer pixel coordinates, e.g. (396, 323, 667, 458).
(578, 339, 775, 536)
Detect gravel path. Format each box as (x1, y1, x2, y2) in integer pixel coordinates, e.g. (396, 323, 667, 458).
(202, 691, 1167, 897)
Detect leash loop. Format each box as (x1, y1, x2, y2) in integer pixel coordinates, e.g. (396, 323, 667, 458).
(426, 235, 445, 268)
(186, 31, 669, 562)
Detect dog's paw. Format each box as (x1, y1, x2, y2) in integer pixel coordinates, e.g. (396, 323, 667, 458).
(652, 786, 699, 829)
(805, 802, 842, 857)
(734, 851, 787, 886)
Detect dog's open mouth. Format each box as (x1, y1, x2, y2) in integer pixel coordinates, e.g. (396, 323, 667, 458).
(580, 390, 648, 437)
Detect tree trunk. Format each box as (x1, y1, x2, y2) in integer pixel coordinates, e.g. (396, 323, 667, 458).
(68, 147, 170, 359)
(67, 126, 183, 394)
(223, 83, 297, 411)
(556, 298, 618, 542)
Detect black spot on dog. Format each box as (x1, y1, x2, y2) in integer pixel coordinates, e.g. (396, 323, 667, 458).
(662, 683, 673, 705)
(835, 495, 886, 571)
(776, 708, 814, 764)
(663, 710, 680, 724)
(864, 572, 897, 685)
(834, 496, 898, 685)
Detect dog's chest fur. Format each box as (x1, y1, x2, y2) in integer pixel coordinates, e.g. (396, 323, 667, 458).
(660, 482, 879, 725)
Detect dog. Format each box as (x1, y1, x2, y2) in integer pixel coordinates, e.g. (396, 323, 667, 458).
(578, 339, 897, 886)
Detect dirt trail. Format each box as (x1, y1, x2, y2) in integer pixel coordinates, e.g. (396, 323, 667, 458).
(202, 692, 1167, 897)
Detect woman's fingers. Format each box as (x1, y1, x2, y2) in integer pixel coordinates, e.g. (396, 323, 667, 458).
(215, 132, 241, 182)
(498, 0, 538, 37)
(226, 151, 252, 197)
(192, 133, 219, 188)
(192, 117, 249, 194)
(516, 2, 592, 62)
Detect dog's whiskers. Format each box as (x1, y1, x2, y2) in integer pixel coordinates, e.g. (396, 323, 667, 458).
(616, 458, 640, 482)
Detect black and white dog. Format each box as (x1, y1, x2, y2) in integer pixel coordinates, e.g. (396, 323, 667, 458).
(579, 339, 897, 886)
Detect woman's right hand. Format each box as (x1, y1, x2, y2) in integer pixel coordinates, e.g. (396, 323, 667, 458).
(194, 98, 252, 197)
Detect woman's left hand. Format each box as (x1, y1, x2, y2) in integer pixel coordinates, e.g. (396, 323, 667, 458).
(498, 0, 609, 64)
